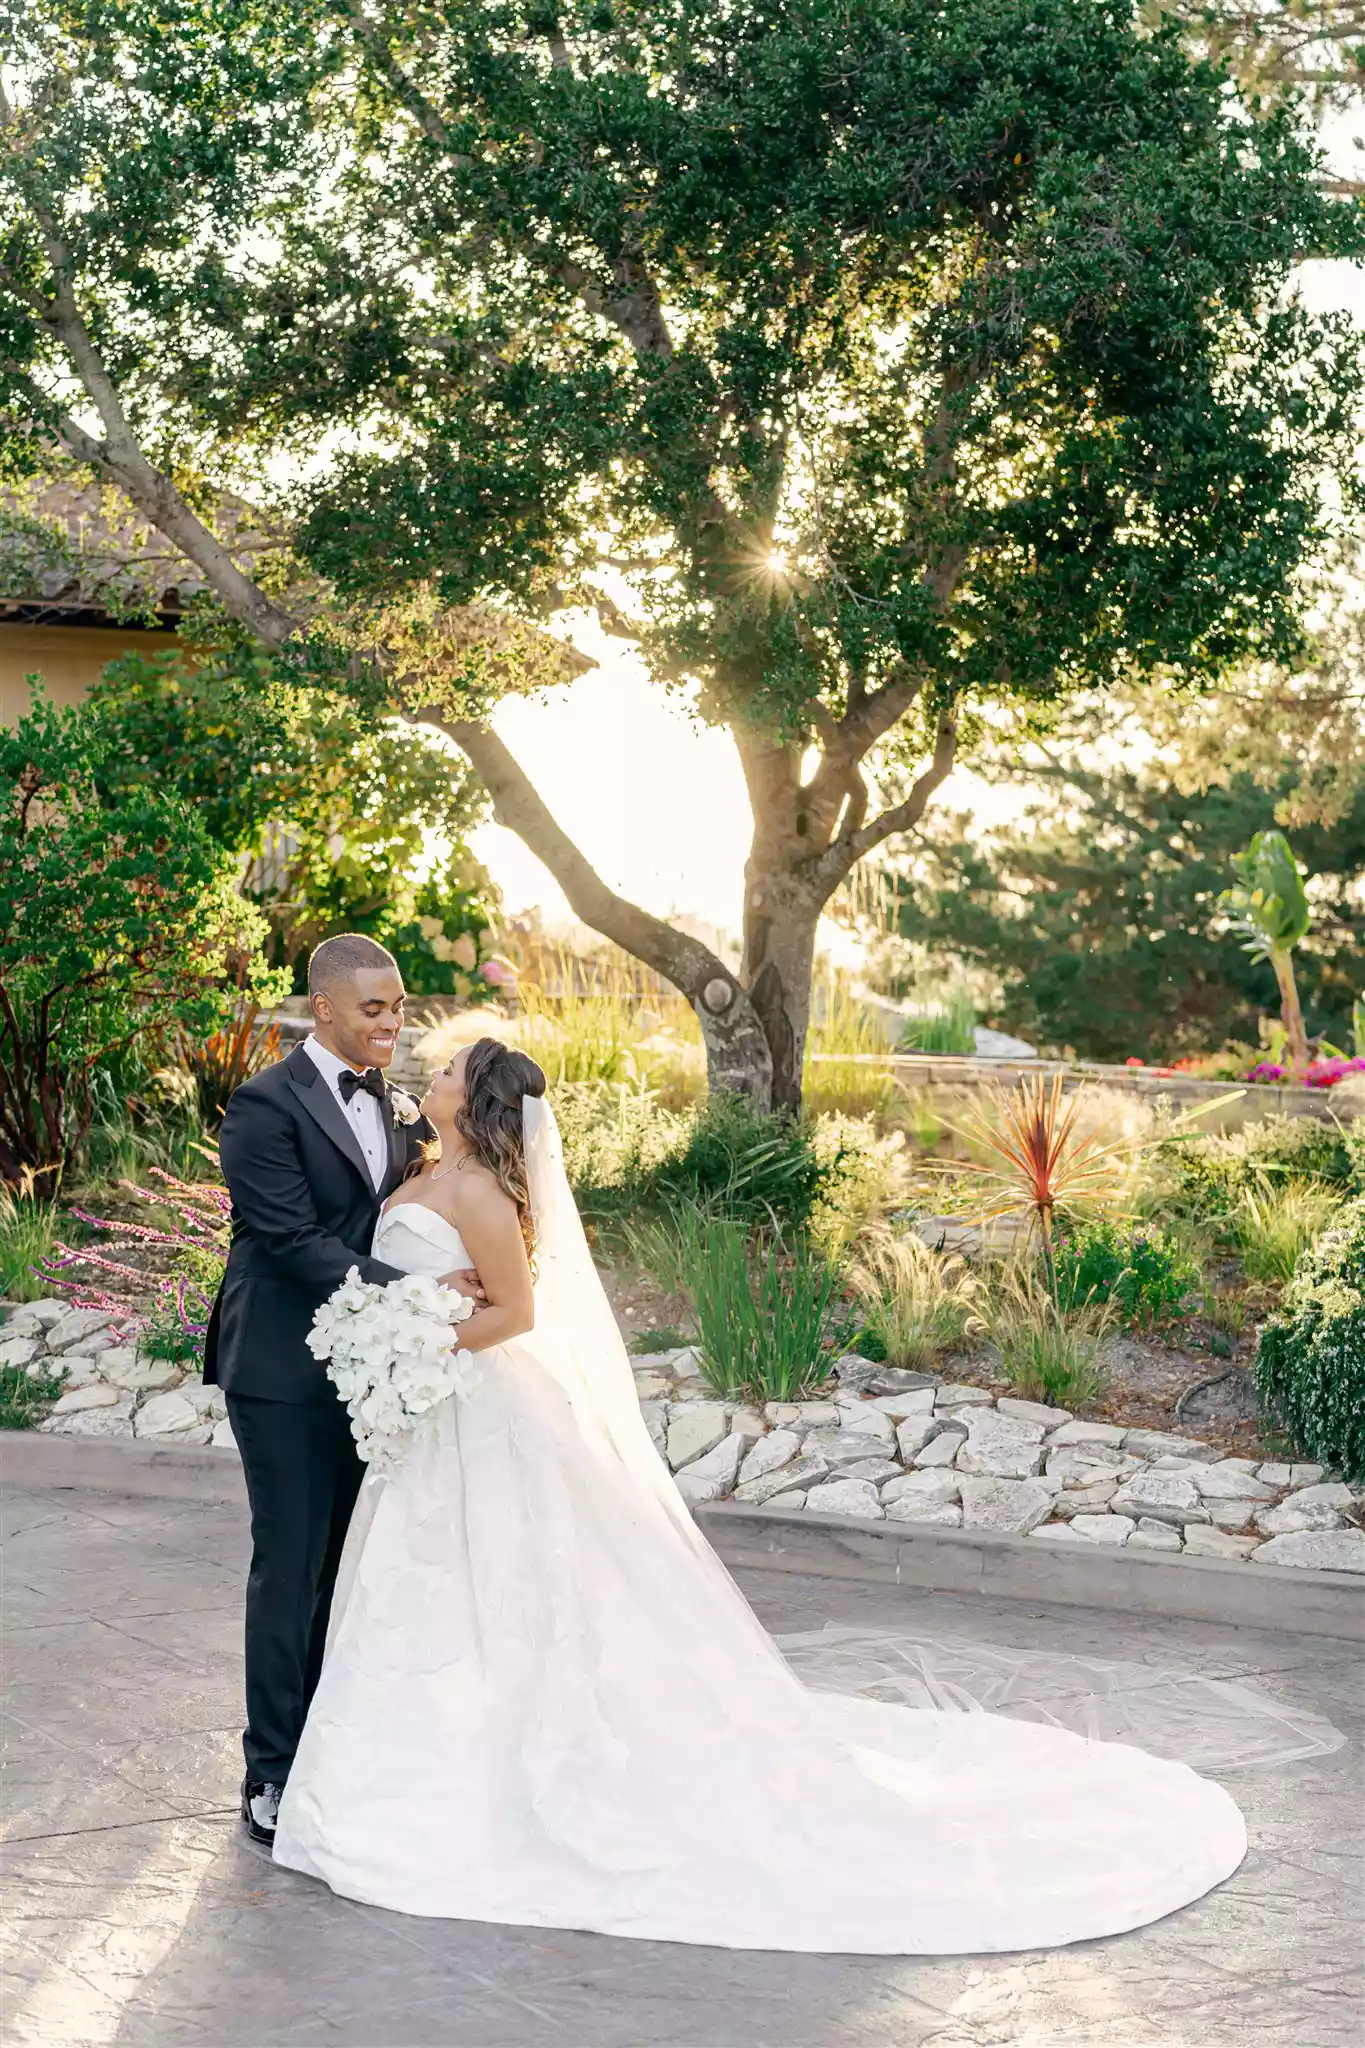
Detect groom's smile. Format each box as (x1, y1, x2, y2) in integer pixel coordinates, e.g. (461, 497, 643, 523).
(310, 962, 408, 1072)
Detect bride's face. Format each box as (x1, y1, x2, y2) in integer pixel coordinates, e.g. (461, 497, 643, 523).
(422, 1048, 469, 1123)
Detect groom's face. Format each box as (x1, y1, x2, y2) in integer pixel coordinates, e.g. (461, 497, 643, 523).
(312, 966, 407, 1071)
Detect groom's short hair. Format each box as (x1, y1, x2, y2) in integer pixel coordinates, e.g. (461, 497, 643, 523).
(308, 934, 399, 997)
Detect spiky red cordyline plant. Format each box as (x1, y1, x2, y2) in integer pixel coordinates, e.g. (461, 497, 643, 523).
(943, 1074, 1240, 1249)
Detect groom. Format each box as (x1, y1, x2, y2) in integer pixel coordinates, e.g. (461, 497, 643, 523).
(205, 933, 476, 1845)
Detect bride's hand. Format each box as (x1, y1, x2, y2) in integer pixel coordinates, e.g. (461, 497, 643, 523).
(438, 1267, 487, 1303)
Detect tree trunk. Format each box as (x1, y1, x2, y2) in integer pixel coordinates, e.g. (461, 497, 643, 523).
(1272, 948, 1310, 1071)
(740, 868, 824, 1115)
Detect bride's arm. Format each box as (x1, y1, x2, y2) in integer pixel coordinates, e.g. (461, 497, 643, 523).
(443, 1184, 534, 1352)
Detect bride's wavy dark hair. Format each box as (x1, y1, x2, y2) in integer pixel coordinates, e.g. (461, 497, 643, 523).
(452, 1038, 547, 1261)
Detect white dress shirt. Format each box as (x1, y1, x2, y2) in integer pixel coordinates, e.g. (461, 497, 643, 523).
(302, 1035, 389, 1192)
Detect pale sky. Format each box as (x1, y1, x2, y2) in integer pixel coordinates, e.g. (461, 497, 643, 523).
(476, 247, 1365, 940)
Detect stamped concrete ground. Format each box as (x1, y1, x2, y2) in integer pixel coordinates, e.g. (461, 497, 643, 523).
(2, 1488, 1361, 2048)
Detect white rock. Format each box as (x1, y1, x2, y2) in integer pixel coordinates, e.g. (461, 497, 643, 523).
(1067, 1514, 1135, 1546)
(134, 1391, 201, 1438)
(1208, 1500, 1262, 1531)
(45, 1308, 114, 1354)
(666, 1404, 730, 1471)
(42, 1395, 135, 1438)
(728, 1406, 768, 1442)
(100, 1349, 185, 1395)
(210, 1417, 237, 1452)
(678, 1433, 745, 1493)
(914, 1427, 967, 1469)
(1049, 1420, 1128, 1448)
(805, 1479, 885, 1521)
(1183, 1524, 1261, 1561)
(0, 1337, 42, 1370)
(1123, 1430, 1213, 1461)
(764, 1402, 803, 1427)
(632, 1370, 670, 1401)
(735, 1454, 830, 1504)
(996, 1398, 1072, 1429)
(1256, 1462, 1293, 1489)
(1129, 1518, 1183, 1553)
(837, 1405, 898, 1445)
(675, 1472, 724, 1507)
(669, 1346, 706, 1380)
(50, 1381, 120, 1414)
(881, 1468, 960, 1508)
(1252, 1497, 1346, 1538)
(1289, 1481, 1354, 1511)
(958, 1476, 1054, 1536)
(179, 1383, 225, 1419)
(769, 1491, 808, 1510)
(181, 1422, 215, 1447)
(1050, 1482, 1118, 1519)
(1031, 1522, 1089, 1542)
(1110, 1471, 1208, 1526)
(955, 1413, 1046, 1481)
(895, 1416, 943, 1461)
(866, 1389, 937, 1419)
(933, 1384, 994, 1409)
(625, 1349, 686, 1370)
(663, 1380, 713, 1404)
(1194, 1461, 1278, 1502)
(4, 1297, 69, 1331)
(1046, 1445, 1136, 1487)
(640, 1400, 668, 1459)
(798, 1402, 840, 1429)
(885, 1498, 963, 1526)
(1288, 1464, 1325, 1489)
(1253, 1529, 1365, 1573)
(838, 1458, 903, 1486)
(802, 1428, 897, 1469)
(738, 1429, 802, 1486)
(46, 1354, 103, 1389)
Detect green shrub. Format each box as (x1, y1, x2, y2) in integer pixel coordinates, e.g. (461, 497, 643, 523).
(849, 1232, 984, 1371)
(989, 1272, 1112, 1407)
(1052, 1219, 1199, 1328)
(1233, 1181, 1339, 1285)
(0, 1354, 64, 1429)
(0, 1191, 60, 1302)
(666, 1206, 844, 1402)
(1157, 1114, 1362, 1224)
(1256, 1195, 1365, 1481)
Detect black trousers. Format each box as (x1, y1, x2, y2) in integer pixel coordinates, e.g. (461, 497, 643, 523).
(227, 1393, 364, 1784)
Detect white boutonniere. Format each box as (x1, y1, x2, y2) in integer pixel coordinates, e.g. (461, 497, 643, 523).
(389, 1088, 421, 1126)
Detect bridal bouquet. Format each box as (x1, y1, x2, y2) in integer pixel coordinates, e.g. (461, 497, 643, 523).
(306, 1268, 479, 1466)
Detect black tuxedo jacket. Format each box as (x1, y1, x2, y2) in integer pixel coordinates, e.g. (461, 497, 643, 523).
(204, 1044, 434, 1404)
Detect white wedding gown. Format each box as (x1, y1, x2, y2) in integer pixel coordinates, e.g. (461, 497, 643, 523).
(273, 1102, 1246, 1954)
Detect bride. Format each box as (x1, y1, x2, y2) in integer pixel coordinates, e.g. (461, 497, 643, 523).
(272, 1038, 1246, 1953)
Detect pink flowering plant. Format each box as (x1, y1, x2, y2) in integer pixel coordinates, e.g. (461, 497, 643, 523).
(34, 1167, 230, 1361)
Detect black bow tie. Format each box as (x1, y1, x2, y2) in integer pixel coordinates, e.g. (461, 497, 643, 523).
(338, 1066, 386, 1104)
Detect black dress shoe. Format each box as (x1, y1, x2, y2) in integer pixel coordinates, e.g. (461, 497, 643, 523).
(241, 1776, 283, 1845)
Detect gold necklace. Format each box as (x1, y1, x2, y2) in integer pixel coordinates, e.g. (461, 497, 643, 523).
(429, 1152, 472, 1185)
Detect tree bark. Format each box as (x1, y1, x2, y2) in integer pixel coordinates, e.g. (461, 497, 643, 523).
(740, 867, 824, 1114)
(1271, 948, 1310, 1071)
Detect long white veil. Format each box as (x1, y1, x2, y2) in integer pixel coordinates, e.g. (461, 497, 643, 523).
(515, 1095, 702, 1530)
(516, 1097, 1342, 1776)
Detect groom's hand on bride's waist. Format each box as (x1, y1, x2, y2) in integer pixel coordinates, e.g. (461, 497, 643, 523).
(438, 1267, 486, 1302)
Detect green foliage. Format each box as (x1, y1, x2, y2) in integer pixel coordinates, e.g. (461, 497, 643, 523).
(890, 766, 1364, 1062)
(137, 1303, 210, 1368)
(899, 995, 978, 1056)
(0, 1353, 65, 1430)
(989, 1272, 1112, 1406)
(849, 1232, 984, 1371)
(1052, 1218, 1199, 1328)
(0, 694, 275, 1195)
(1155, 1115, 1363, 1222)
(1220, 829, 1311, 960)
(0, 1191, 59, 1302)
(1233, 1181, 1339, 1285)
(1256, 1195, 1365, 1481)
(88, 647, 496, 990)
(665, 1207, 844, 1403)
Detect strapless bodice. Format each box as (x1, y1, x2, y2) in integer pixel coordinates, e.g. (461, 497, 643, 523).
(372, 1201, 471, 1276)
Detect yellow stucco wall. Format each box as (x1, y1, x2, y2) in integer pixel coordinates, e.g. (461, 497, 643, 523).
(1, 624, 180, 724)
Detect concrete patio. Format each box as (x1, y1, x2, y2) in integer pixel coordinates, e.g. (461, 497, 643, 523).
(2, 1484, 1361, 2047)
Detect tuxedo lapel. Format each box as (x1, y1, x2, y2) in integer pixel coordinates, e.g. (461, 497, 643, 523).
(284, 1046, 374, 1193)
(381, 1087, 407, 1193)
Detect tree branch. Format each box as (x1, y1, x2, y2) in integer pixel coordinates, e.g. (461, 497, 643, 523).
(807, 710, 959, 892)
